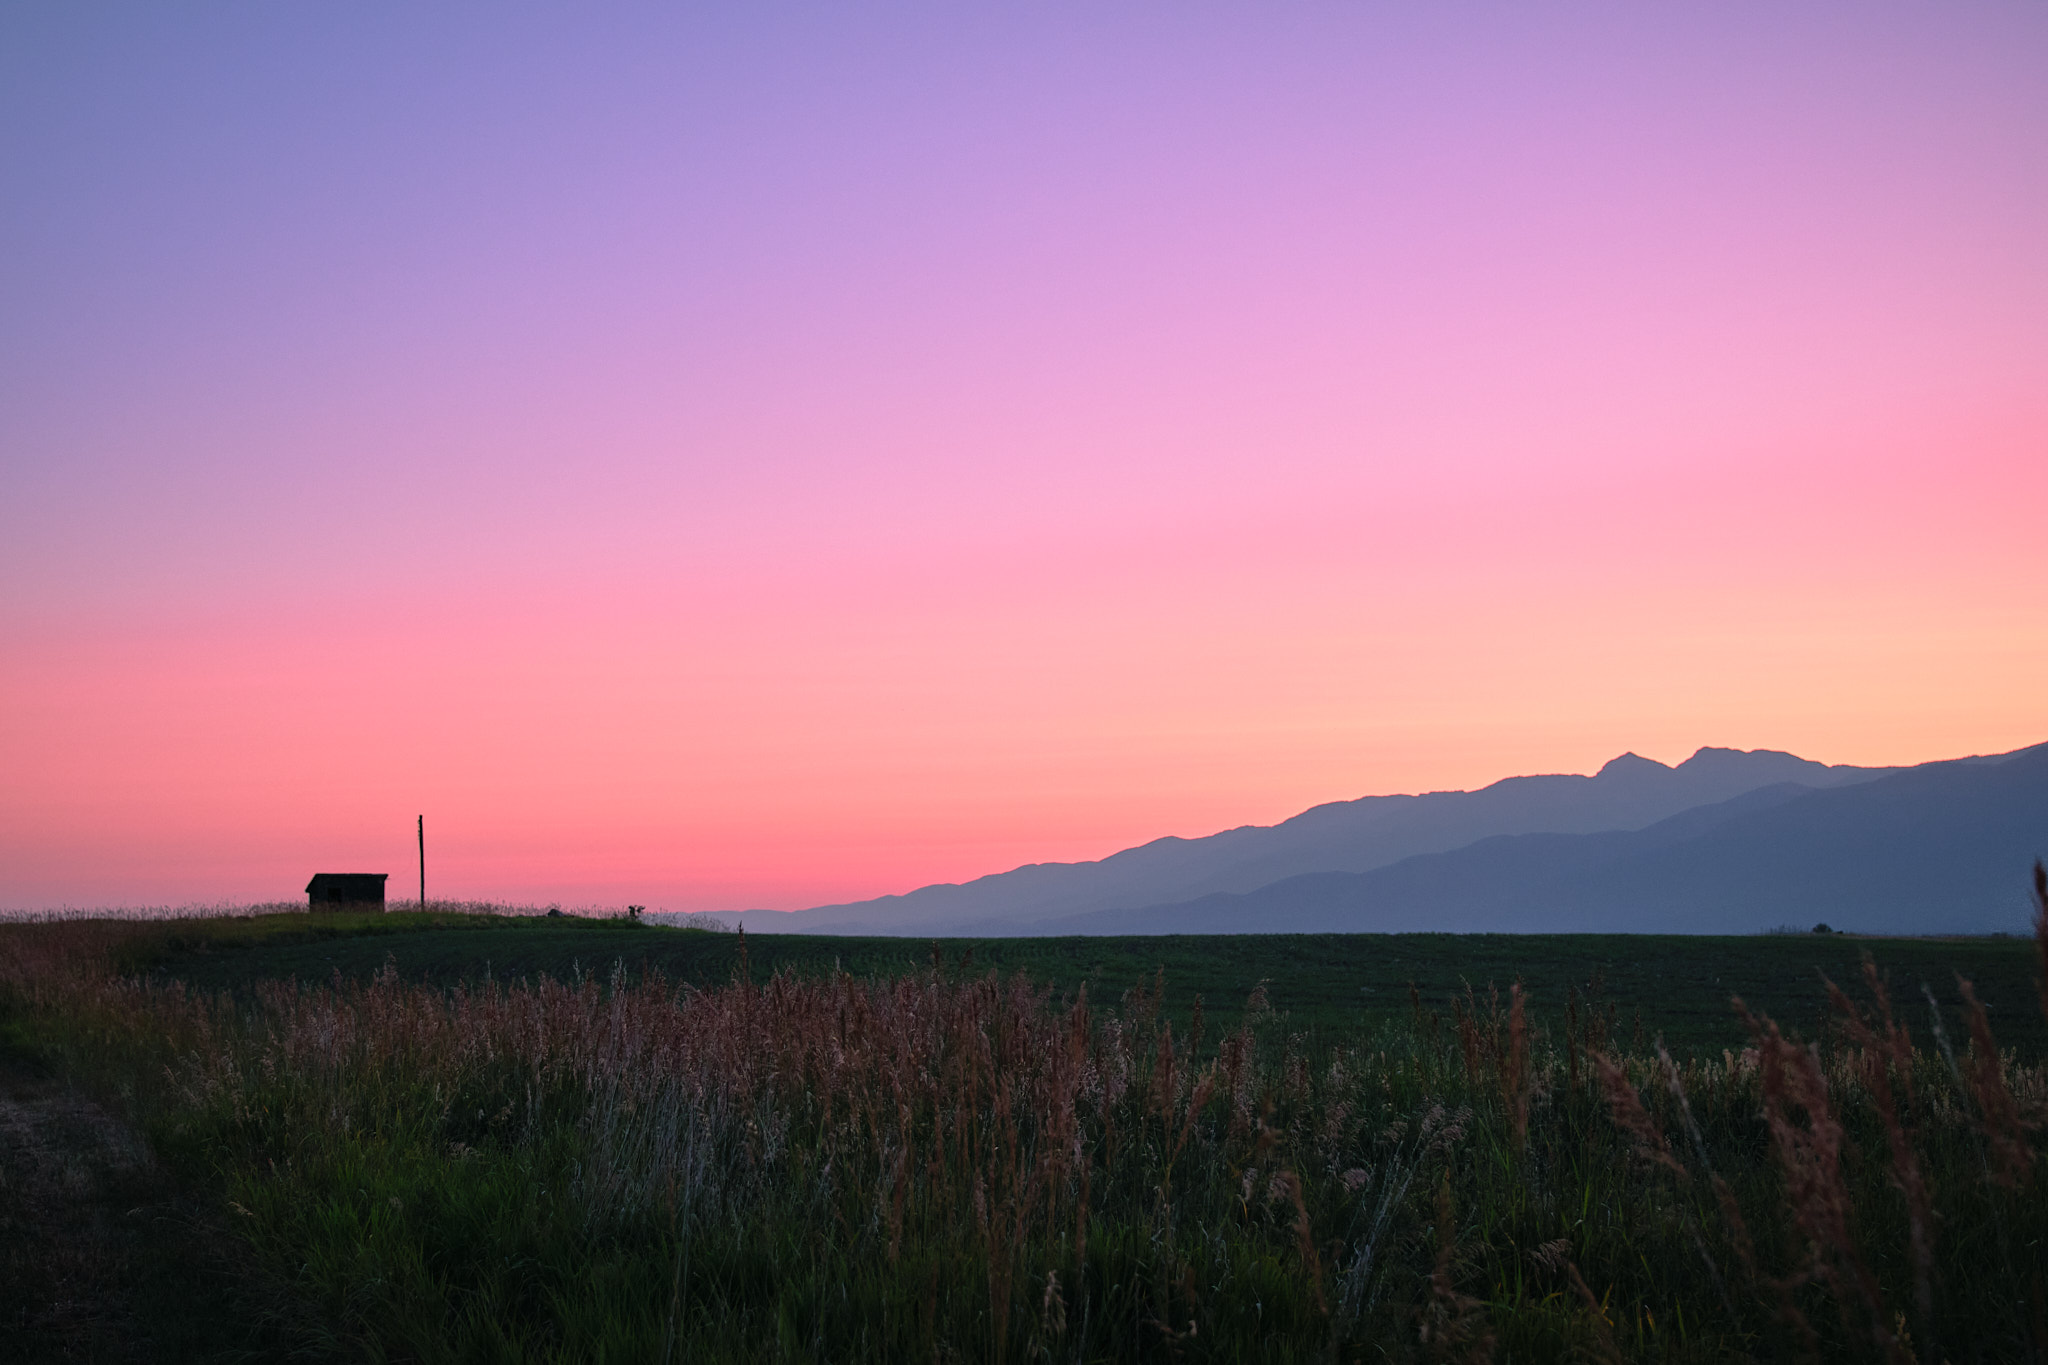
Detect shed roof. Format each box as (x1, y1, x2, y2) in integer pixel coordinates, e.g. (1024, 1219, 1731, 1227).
(306, 872, 389, 895)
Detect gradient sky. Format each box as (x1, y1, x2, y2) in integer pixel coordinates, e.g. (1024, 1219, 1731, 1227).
(4, 4, 2045, 911)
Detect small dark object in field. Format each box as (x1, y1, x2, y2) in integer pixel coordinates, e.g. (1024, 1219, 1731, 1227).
(547, 908, 565, 919)
(627, 905, 644, 920)
(306, 872, 387, 913)
(1812, 923, 1833, 935)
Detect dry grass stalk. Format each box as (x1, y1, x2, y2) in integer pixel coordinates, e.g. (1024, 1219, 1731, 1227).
(1954, 976, 2033, 1188)
(1709, 1172, 1757, 1283)
(1737, 999, 1912, 1362)
(1590, 1051, 1687, 1180)
(1453, 990, 1481, 1080)
(1172, 1066, 1215, 1163)
(1149, 1022, 1179, 1123)
(1034, 1269, 1065, 1354)
(1503, 984, 1530, 1151)
(1271, 1168, 1327, 1316)
(1418, 1172, 1494, 1363)
(1565, 1260, 1625, 1365)
(1827, 965, 1937, 1327)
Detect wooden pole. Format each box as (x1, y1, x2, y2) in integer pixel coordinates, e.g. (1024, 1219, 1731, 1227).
(417, 814, 425, 909)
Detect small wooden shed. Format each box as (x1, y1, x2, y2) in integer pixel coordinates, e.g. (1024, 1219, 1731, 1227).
(306, 872, 388, 913)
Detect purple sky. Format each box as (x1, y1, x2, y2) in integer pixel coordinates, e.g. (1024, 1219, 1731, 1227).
(5, 4, 2045, 910)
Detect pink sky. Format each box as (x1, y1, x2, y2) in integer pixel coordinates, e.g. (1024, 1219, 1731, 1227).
(4, 4, 2045, 911)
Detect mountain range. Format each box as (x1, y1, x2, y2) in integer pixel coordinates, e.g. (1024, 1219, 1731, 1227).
(730, 742, 2048, 936)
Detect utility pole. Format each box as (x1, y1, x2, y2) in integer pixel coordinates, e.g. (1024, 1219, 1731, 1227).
(417, 815, 426, 909)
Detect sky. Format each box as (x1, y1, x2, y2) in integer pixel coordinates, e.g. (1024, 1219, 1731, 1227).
(3, 3, 2045, 912)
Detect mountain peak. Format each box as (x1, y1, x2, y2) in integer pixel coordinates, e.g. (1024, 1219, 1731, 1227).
(1679, 745, 1798, 768)
(1674, 746, 1834, 782)
(1596, 752, 1671, 779)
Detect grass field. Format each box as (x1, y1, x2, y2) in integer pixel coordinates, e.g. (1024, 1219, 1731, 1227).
(116, 910, 2048, 1060)
(2, 906, 2045, 1362)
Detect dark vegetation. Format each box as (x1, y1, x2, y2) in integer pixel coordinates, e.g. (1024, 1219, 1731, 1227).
(126, 909, 2048, 1060)
(2, 891, 2045, 1362)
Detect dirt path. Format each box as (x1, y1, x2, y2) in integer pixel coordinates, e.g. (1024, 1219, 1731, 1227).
(0, 1051, 297, 1362)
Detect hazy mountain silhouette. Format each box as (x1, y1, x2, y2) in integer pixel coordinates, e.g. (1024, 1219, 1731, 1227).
(734, 746, 1898, 935)
(1027, 742, 2048, 936)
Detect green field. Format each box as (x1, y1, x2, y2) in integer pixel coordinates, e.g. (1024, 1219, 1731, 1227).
(3, 909, 2045, 1362)
(134, 911, 2048, 1059)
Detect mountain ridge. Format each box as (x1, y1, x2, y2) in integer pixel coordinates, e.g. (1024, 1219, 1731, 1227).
(1020, 741, 2048, 937)
(733, 744, 1911, 935)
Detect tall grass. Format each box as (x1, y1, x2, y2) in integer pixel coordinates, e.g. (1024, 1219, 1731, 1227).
(2, 904, 2046, 1361)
